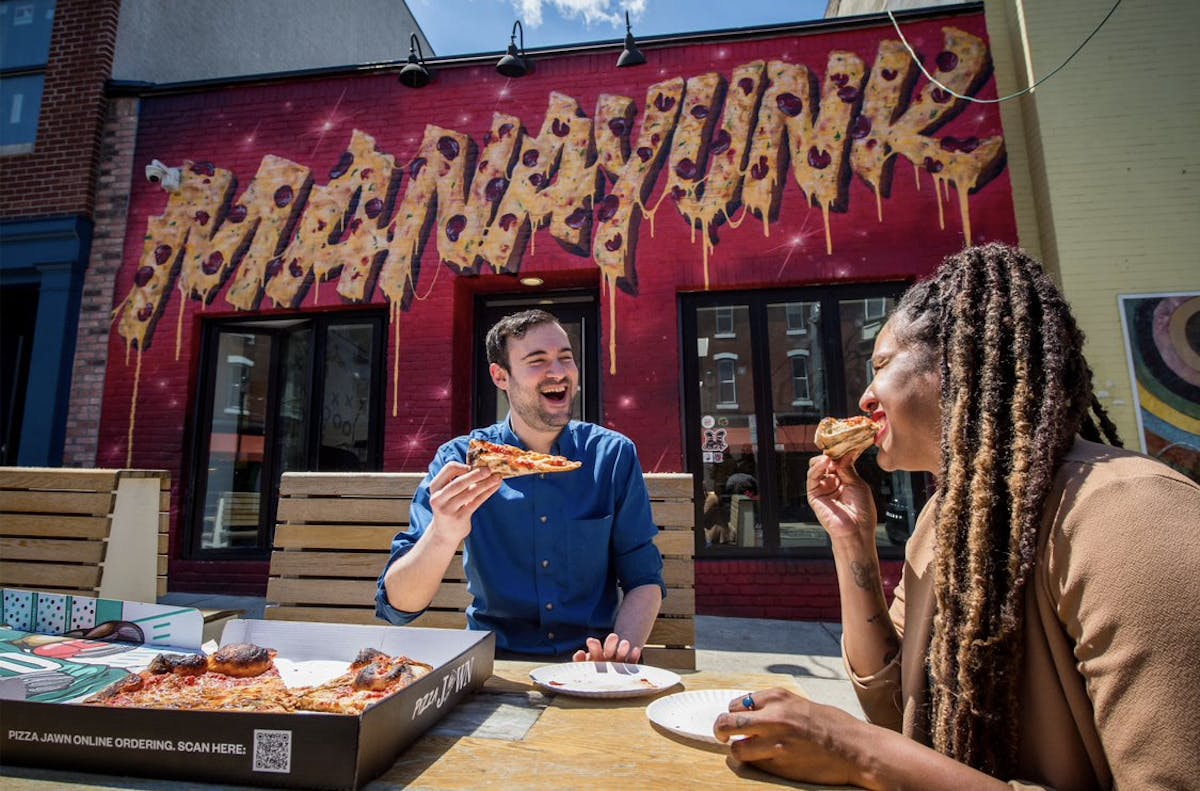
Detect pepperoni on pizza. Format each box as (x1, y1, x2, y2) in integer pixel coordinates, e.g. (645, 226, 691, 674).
(467, 438, 582, 478)
(85, 644, 432, 715)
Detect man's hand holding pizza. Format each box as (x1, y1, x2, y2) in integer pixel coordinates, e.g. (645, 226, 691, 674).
(382, 463, 500, 614)
(426, 462, 502, 545)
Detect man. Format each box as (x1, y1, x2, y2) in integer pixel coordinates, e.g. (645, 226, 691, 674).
(375, 310, 664, 661)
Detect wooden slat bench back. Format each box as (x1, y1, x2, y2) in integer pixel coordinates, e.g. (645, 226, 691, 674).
(266, 471, 696, 668)
(0, 467, 170, 601)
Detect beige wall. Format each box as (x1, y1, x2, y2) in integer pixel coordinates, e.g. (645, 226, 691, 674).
(985, 0, 1200, 447)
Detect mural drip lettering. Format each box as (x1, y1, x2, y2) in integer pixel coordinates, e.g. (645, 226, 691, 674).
(113, 26, 1007, 461)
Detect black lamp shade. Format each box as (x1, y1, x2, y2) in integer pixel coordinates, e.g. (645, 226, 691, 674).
(399, 58, 431, 88)
(497, 21, 530, 78)
(399, 32, 432, 88)
(617, 34, 645, 68)
(616, 11, 646, 69)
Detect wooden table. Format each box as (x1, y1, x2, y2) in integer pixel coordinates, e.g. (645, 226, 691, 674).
(1, 661, 860, 791)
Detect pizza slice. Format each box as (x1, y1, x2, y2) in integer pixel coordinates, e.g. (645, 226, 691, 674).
(815, 416, 881, 460)
(292, 647, 433, 714)
(85, 644, 293, 712)
(467, 438, 582, 478)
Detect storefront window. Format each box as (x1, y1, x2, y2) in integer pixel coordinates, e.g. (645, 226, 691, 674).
(188, 313, 384, 557)
(684, 287, 927, 558)
(0, 0, 55, 154)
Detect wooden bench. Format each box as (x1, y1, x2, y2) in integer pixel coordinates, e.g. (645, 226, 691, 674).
(266, 471, 697, 669)
(211, 490, 262, 547)
(0, 467, 170, 601)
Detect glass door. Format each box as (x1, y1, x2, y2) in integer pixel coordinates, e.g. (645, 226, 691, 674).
(694, 304, 763, 548)
(188, 313, 384, 558)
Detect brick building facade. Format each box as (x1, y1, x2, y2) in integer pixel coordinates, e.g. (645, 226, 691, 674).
(76, 7, 1018, 613)
(0, 0, 121, 466)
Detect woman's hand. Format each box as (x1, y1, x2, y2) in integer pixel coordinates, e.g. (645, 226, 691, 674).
(713, 687, 867, 788)
(426, 463, 501, 545)
(807, 453, 878, 543)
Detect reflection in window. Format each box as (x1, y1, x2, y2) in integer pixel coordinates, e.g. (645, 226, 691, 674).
(789, 350, 811, 405)
(715, 354, 738, 407)
(864, 297, 888, 320)
(714, 307, 735, 337)
(785, 303, 806, 334)
(0, 0, 55, 154)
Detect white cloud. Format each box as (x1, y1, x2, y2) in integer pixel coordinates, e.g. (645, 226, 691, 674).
(512, 0, 647, 29)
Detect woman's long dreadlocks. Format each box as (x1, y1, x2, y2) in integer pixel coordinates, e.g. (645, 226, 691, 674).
(890, 243, 1121, 776)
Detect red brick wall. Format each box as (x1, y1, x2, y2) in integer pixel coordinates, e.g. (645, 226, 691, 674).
(89, 12, 1017, 599)
(697, 558, 903, 621)
(0, 0, 120, 220)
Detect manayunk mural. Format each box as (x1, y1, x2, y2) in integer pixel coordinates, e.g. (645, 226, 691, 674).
(109, 21, 1010, 463)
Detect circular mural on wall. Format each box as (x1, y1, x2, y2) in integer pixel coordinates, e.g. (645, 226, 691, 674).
(1122, 293, 1200, 482)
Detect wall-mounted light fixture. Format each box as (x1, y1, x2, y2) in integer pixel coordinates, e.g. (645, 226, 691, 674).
(616, 11, 646, 68)
(399, 33, 433, 88)
(496, 20, 530, 78)
(519, 276, 545, 287)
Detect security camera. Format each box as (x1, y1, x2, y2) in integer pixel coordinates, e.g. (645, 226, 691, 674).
(144, 160, 181, 192)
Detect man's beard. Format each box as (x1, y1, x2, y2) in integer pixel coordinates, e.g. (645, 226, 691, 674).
(508, 382, 577, 432)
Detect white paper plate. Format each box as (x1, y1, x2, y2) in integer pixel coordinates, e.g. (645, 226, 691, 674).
(528, 661, 682, 699)
(646, 688, 748, 745)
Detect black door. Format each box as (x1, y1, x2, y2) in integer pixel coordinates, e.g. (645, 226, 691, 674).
(187, 312, 385, 558)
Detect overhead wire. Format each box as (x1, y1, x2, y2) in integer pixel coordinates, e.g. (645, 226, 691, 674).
(886, 0, 1122, 104)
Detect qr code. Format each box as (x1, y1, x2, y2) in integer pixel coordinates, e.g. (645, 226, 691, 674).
(252, 729, 292, 773)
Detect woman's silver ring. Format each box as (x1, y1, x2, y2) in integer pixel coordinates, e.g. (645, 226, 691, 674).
(742, 694, 755, 710)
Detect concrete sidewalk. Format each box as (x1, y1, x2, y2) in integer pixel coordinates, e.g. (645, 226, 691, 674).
(158, 594, 865, 719)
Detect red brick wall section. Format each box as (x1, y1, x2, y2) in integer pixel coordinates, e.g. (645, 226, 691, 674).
(696, 558, 902, 622)
(0, 0, 120, 220)
(63, 96, 140, 467)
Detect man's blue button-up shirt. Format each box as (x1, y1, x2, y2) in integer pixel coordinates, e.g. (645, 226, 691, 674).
(375, 419, 665, 656)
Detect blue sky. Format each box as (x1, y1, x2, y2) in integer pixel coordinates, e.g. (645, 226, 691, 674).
(410, 0, 830, 57)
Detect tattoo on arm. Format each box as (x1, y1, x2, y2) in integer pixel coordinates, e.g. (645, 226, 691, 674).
(851, 560, 880, 591)
(866, 610, 900, 665)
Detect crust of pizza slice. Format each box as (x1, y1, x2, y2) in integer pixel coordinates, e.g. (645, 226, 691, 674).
(815, 416, 880, 460)
(467, 438, 583, 478)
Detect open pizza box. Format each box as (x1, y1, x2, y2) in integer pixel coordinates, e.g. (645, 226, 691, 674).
(0, 588, 495, 789)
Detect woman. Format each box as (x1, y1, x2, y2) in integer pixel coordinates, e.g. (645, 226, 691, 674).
(714, 244, 1200, 790)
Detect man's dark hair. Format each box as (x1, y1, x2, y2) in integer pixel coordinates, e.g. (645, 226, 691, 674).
(485, 309, 562, 370)
(891, 243, 1120, 777)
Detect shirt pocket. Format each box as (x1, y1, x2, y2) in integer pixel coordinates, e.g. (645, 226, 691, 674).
(566, 514, 614, 588)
